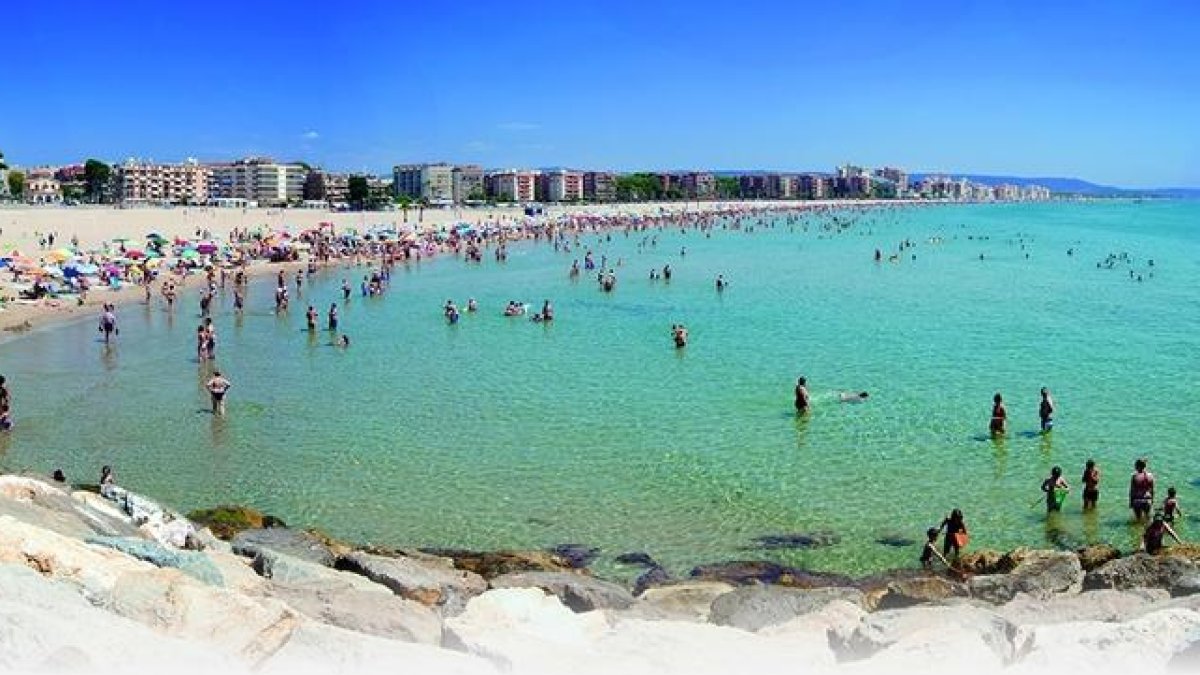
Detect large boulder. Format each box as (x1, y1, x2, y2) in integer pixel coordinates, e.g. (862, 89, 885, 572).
(86, 536, 224, 586)
(232, 528, 337, 567)
(262, 580, 442, 645)
(1012, 608, 1200, 673)
(420, 548, 575, 579)
(1085, 553, 1200, 596)
(490, 571, 635, 612)
(629, 581, 736, 622)
(688, 560, 854, 588)
(258, 621, 498, 675)
(0, 476, 139, 539)
(0, 563, 236, 672)
(633, 565, 673, 596)
(708, 585, 864, 632)
(548, 543, 601, 568)
(835, 604, 1029, 665)
(253, 549, 385, 591)
(758, 599, 866, 645)
(187, 504, 286, 540)
(104, 568, 306, 661)
(1077, 543, 1122, 571)
(967, 550, 1084, 604)
(444, 588, 609, 671)
(336, 551, 487, 613)
(871, 575, 971, 610)
(996, 588, 1171, 626)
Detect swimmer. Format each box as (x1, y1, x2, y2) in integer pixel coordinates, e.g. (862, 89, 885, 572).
(467, 298, 478, 312)
(1164, 486, 1183, 524)
(339, 334, 350, 348)
(715, 275, 727, 292)
(839, 391, 870, 403)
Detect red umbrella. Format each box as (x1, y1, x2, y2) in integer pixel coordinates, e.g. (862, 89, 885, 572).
(125, 249, 146, 259)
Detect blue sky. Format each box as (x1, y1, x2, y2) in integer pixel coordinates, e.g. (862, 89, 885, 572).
(2, 0, 1197, 187)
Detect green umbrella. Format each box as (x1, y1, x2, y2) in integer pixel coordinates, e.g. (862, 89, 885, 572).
(180, 249, 200, 260)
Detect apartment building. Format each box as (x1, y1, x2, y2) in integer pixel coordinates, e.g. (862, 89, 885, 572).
(115, 159, 212, 204)
(583, 172, 617, 202)
(451, 165, 485, 202)
(681, 172, 716, 199)
(539, 169, 584, 202)
(392, 163, 455, 203)
(210, 157, 306, 206)
(487, 170, 537, 202)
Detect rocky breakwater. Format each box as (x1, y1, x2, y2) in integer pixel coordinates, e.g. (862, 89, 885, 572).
(4, 476, 1200, 674)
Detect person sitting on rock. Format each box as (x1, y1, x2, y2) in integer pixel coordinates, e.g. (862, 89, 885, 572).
(1141, 511, 1182, 555)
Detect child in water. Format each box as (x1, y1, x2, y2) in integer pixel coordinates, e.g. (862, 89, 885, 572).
(1164, 487, 1183, 524)
(920, 528, 951, 569)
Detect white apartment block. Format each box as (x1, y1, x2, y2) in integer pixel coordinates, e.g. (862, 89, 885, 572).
(210, 157, 306, 207)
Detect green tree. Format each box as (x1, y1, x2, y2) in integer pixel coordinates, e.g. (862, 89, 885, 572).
(614, 173, 664, 201)
(7, 170, 25, 200)
(715, 176, 740, 199)
(61, 183, 85, 202)
(347, 175, 369, 210)
(83, 159, 112, 203)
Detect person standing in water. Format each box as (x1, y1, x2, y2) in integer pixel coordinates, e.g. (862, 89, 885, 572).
(938, 509, 968, 558)
(306, 305, 318, 331)
(1039, 387, 1055, 432)
(206, 371, 231, 416)
(328, 303, 339, 331)
(989, 393, 1007, 436)
(1164, 487, 1184, 524)
(716, 275, 727, 292)
(1081, 459, 1101, 510)
(98, 304, 118, 343)
(1041, 466, 1070, 512)
(1130, 458, 1155, 522)
(794, 377, 810, 414)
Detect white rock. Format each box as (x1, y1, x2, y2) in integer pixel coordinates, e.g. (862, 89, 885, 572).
(258, 621, 497, 675)
(445, 588, 608, 670)
(625, 581, 735, 622)
(1011, 607, 1200, 673)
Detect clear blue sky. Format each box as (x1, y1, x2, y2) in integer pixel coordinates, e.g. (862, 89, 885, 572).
(2, 0, 1197, 187)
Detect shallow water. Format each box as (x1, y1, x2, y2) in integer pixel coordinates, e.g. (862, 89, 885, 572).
(2, 201, 1197, 580)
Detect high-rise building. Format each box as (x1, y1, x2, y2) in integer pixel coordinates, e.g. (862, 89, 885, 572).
(583, 172, 617, 202)
(451, 165, 485, 202)
(798, 174, 831, 199)
(209, 157, 306, 206)
(115, 159, 212, 204)
(392, 163, 455, 203)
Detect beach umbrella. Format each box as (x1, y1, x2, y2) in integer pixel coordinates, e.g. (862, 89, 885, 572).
(196, 242, 219, 254)
(125, 249, 146, 259)
(47, 248, 75, 262)
(180, 249, 200, 260)
(41, 265, 64, 277)
(72, 263, 100, 275)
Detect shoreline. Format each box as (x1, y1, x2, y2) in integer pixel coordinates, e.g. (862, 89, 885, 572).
(0, 199, 931, 336)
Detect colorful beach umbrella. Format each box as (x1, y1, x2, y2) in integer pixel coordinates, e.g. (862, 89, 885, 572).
(180, 249, 200, 260)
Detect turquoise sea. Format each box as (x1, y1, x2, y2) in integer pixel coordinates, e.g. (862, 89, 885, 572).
(1, 201, 1197, 580)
